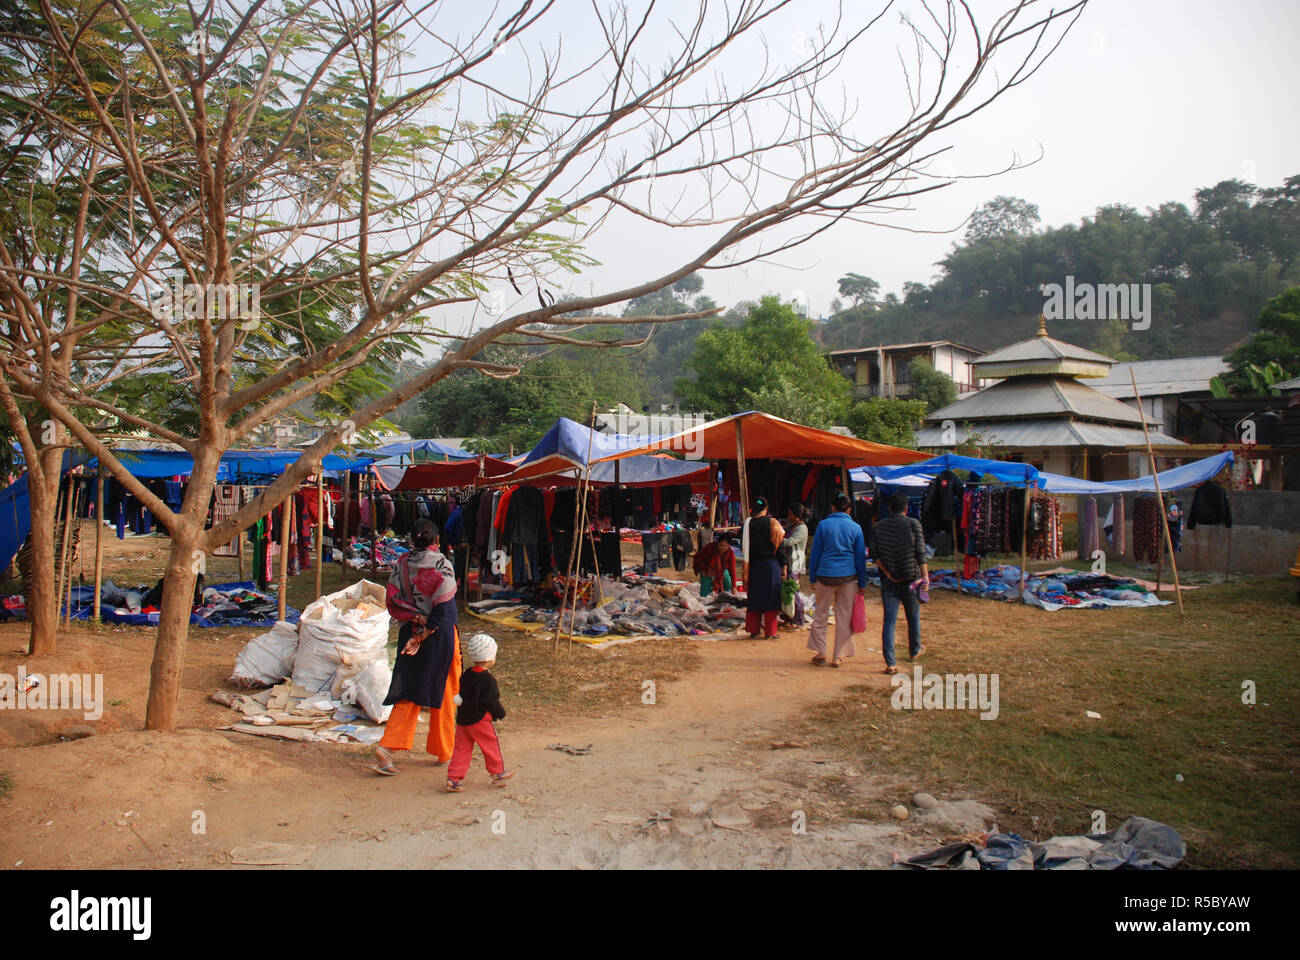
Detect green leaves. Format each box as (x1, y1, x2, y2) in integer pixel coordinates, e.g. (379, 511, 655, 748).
(675, 296, 850, 428)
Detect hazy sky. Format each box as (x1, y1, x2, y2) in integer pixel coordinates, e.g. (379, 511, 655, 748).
(412, 0, 1300, 340)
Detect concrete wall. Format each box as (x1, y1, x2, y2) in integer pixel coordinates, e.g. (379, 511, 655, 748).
(1081, 489, 1300, 576)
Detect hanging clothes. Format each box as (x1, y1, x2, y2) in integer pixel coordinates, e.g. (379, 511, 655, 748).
(1132, 495, 1162, 563)
(1078, 496, 1099, 560)
(1187, 481, 1232, 529)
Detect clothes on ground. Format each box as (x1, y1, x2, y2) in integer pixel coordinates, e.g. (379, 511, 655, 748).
(899, 817, 1185, 871)
(920, 564, 1171, 610)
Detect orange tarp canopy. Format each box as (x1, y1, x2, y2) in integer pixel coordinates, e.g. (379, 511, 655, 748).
(593, 411, 928, 468)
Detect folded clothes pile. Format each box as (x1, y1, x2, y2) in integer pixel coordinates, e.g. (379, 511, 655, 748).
(898, 817, 1185, 870)
(468, 573, 785, 640)
(883, 563, 1171, 611)
(193, 584, 286, 626)
(345, 535, 409, 571)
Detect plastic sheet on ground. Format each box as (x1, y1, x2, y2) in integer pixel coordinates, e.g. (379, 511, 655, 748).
(919, 564, 1172, 611)
(898, 816, 1186, 870)
(60, 580, 298, 627)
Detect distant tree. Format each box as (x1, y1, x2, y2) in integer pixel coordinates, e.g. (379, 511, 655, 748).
(1093, 317, 1140, 362)
(906, 357, 958, 413)
(675, 296, 850, 427)
(673, 273, 705, 296)
(829, 297, 844, 315)
(837, 273, 880, 308)
(1219, 286, 1300, 393)
(965, 195, 1041, 241)
(844, 397, 926, 448)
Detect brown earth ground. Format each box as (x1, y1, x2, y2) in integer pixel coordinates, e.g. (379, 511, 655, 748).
(0, 523, 1296, 869)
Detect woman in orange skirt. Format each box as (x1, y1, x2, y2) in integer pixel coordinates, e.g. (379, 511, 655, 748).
(371, 518, 461, 774)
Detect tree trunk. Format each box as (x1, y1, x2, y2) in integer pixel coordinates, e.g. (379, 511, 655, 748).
(144, 523, 201, 732)
(25, 444, 66, 656)
(25, 492, 58, 656)
(144, 442, 227, 732)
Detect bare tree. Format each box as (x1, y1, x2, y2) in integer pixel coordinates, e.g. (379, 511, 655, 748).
(0, 0, 1087, 729)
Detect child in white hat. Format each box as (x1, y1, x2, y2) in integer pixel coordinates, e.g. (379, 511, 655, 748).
(445, 633, 513, 792)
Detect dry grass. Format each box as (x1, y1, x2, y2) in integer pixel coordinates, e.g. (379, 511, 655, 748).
(798, 576, 1300, 868)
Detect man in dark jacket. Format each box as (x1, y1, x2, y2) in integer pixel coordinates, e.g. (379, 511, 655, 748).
(869, 491, 929, 675)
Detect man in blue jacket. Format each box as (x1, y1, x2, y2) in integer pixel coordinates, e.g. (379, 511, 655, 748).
(806, 492, 866, 667)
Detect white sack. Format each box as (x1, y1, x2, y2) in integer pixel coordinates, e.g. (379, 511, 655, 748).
(291, 580, 390, 692)
(343, 659, 393, 724)
(230, 620, 299, 688)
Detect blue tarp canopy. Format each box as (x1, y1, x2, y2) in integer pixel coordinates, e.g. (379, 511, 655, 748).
(865, 453, 1041, 487)
(1038, 451, 1234, 494)
(363, 439, 473, 460)
(520, 418, 661, 467)
(0, 450, 92, 572)
(506, 418, 663, 483)
(518, 454, 710, 487)
(89, 448, 374, 481)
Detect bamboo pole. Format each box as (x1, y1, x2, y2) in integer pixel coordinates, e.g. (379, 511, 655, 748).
(1224, 527, 1232, 584)
(554, 403, 598, 652)
(63, 478, 82, 627)
(315, 472, 324, 600)
(340, 470, 351, 571)
(277, 490, 292, 622)
(953, 517, 962, 594)
(1131, 369, 1185, 624)
(734, 418, 749, 588)
(93, 465, 104, 621)
(54, 474, 74, 627)
(1018, 482, 1031, 602)
(236, 490, 245, 581)
(369, 475, 377, 580)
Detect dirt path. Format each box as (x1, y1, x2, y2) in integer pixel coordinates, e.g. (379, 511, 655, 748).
(2, 622, 996, 870)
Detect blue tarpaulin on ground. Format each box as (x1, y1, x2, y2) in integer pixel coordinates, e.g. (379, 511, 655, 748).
(64, 580, 298, 627)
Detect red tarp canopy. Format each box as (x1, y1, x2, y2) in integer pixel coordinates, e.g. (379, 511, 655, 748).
(594, 410, 929, 467)
(377, 456, 515, 491)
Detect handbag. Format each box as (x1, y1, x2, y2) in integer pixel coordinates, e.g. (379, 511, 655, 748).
(850, 592, 867, 634)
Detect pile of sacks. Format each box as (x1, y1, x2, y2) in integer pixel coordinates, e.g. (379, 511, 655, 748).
(230, 580, 393, 723)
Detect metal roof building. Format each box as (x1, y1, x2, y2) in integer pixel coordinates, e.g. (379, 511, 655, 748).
(920, 317, 1185, 480)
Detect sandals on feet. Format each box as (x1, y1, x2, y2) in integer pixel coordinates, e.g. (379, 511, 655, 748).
(830, 658, 843, 668)
(492, 770, 515, 786)
(444, 779, 465, 793)
(368, 747, 398, 776)
(883, 665, 898, 675)
(810, 655, 827, 666)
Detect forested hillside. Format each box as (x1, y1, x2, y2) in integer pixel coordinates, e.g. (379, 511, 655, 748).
(818, 176, 1300, 360)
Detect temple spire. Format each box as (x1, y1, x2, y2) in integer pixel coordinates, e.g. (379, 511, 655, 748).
(1036, 313, 1048, 338)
